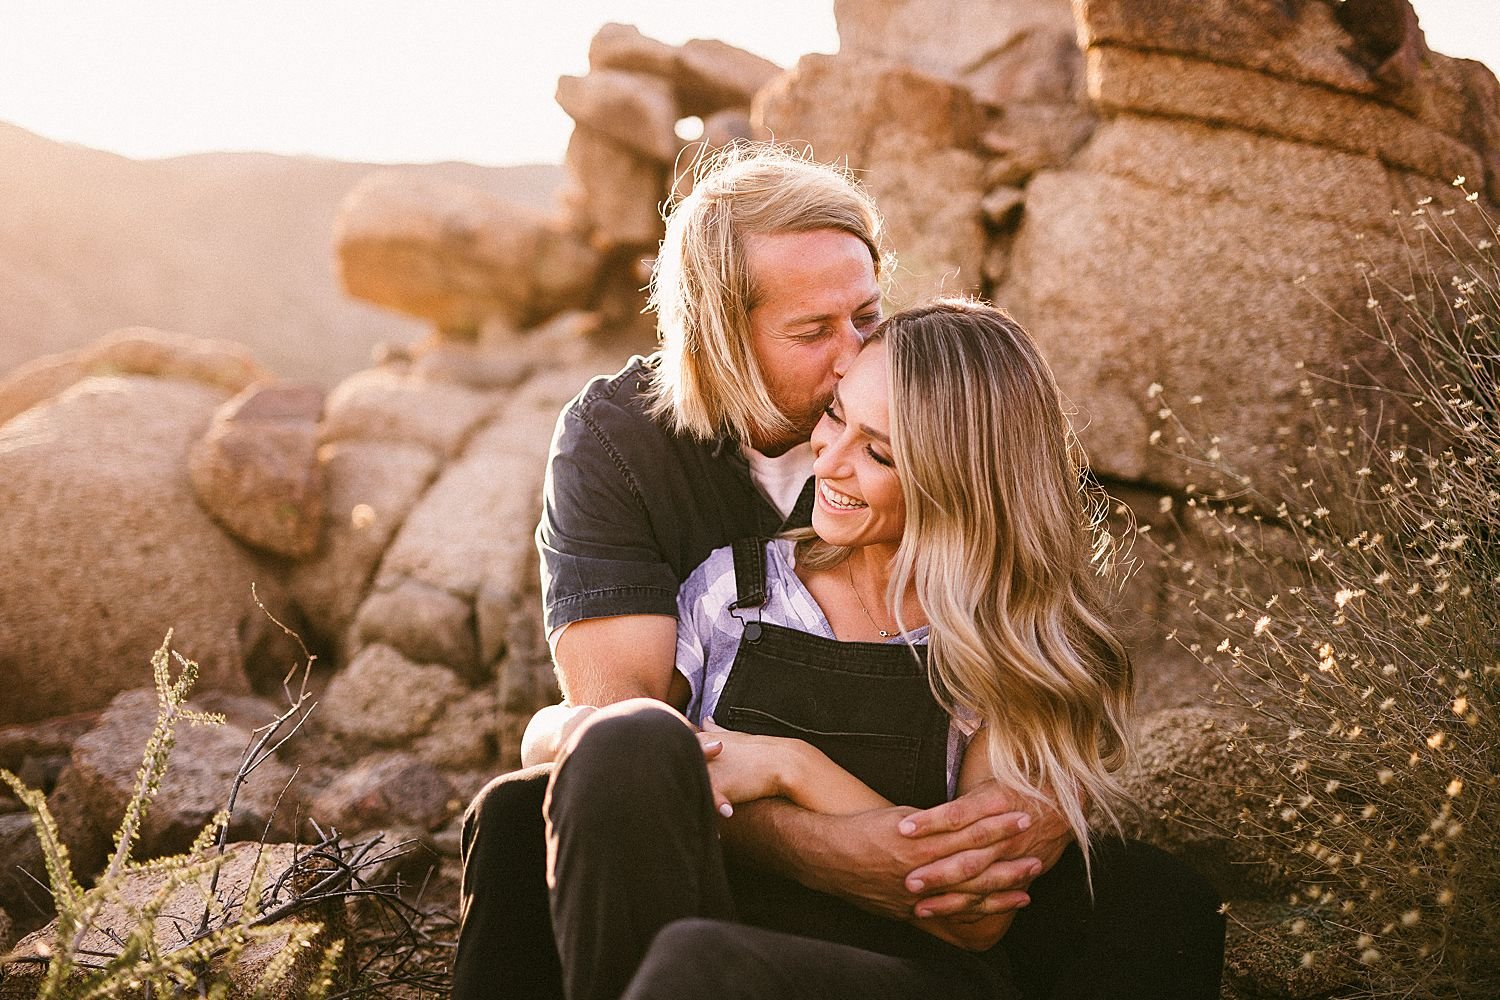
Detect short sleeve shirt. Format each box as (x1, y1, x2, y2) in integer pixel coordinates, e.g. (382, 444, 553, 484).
(537, 354, 809, 633)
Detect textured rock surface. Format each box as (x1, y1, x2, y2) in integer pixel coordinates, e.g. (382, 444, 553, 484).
(997, 114, 1425, 490)
(1115, 707, 1291, 901)
(310, 752, 459, 833)
(47, 690, 297, 876)
(336, 172, 602, 332)
(0, 375, 295, 725)
(189, 381, 326, 557)
(588, 22, 679, 78)
(317, 644, 465, 748)
(320, 365, 502, 458)
(287, 440, 440, 648)
(560, 125, 667, 251)
(756, 54, 987, 306)
(835, 0, 1082, 105)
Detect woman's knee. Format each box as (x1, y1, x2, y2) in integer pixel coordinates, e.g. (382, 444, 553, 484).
(461, 764, 552, 859)
(624, 919, 748, 1000)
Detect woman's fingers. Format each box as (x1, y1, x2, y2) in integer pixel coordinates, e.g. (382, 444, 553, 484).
(697, 731, 725, 760)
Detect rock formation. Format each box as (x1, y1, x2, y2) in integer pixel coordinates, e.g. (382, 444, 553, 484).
(1, 7, 1496, 997)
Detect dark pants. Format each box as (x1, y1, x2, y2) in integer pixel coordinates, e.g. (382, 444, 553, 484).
(452, 706, 1225, 1000)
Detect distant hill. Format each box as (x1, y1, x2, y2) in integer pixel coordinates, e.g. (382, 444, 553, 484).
(0, 121, 564, 384)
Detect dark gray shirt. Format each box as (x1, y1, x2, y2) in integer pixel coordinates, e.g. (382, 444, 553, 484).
(537, 354, 812, 633)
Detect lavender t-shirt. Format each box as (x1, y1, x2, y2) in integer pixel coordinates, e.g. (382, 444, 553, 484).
(674, 538, 977, 799)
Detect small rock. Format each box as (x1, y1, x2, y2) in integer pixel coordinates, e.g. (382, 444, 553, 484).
(588, 22, 679, 78)
(189, 381, 326, 558)
(981, 186, 1026, 228)
(319, 645, 465, 747)
(352, 577, 480, 681)
(414, 688, 499, 771)
(675, 38, 782, 116)
(287, 439, 441, 647)
(556, 70, 681, 164)
(0, 712, 100, 774)
(0, 811, 50, 937)
(48, 689, 299, 876)
(310, 753, 458, 833)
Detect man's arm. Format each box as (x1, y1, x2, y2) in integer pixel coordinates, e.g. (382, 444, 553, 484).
(518, 614, 687, 767)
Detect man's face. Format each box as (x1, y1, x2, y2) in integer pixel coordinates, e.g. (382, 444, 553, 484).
(743, 229, 882, 455)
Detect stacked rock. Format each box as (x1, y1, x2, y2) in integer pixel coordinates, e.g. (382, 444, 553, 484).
(556, 24, 781, 333)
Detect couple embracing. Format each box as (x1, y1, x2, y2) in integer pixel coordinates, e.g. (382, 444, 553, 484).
(452, 145, 1226, 1000)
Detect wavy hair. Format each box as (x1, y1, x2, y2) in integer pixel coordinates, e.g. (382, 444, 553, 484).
(646, 142, 889, 444)
(798, 299, 1134, 874)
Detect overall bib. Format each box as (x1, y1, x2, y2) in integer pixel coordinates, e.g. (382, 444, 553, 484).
(715, 538, 962, 963)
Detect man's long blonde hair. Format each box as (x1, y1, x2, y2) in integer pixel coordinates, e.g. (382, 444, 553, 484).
(800, 299, 1133, 870)
(646, 143, 888, 444)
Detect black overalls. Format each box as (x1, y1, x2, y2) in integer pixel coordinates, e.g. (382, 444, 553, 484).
(713, 537, 966, 962)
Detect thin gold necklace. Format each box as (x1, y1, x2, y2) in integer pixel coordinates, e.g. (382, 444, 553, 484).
(847, 560, 895, 638)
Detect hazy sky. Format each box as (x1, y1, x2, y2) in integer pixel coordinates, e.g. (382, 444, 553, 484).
(0, 0, 1493, 166)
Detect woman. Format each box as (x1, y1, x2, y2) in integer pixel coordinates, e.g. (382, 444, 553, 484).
(543, 300, 1144, 1000)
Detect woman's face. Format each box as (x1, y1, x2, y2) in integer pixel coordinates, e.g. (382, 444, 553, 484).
(809, 341, 905, 550)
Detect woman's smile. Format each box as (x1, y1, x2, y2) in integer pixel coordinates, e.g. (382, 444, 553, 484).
(818, 480, 868, 510)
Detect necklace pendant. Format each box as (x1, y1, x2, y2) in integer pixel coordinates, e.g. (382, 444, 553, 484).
(879, 629, 892, 638)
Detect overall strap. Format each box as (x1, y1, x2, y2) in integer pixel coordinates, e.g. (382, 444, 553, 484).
(728, 537, 768, 643)
(728, 536, 768, 611)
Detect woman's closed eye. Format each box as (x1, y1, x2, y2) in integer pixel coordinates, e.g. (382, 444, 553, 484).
(823, 401, 845, 424)
(867, 445, 894, 468)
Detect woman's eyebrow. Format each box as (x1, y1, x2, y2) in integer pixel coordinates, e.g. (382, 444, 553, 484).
(859, 423, 891, 444)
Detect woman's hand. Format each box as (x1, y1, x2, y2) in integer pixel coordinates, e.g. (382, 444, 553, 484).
(698, 719, 808, 817)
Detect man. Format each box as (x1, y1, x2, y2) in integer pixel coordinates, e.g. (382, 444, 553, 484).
(452, 145, 1223, 1000)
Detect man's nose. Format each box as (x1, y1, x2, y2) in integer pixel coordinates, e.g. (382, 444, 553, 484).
(831, 321, 864, 378)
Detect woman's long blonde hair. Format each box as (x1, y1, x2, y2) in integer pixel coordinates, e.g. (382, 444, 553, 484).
(799, 299, 1133, 870)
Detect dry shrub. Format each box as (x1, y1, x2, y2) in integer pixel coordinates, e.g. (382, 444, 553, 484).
(1148, 188, 1498, 998)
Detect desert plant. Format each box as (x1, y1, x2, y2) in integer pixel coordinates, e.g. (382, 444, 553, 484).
(1147, 185, 1499, 997)
(0, 632, 342, 999)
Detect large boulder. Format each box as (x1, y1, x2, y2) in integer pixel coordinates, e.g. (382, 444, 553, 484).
(756, 54, 987, 307)
(0, 374, 295, 725)
(834, 0, 1083, 106)
(47, 689, 297, 877)
(335, 172, 602, 333)
(188, 381, 326, 558)
(997, 110, 1465, 491)
(1076, 0, 1500, 203)
(560, 125, 667, 251)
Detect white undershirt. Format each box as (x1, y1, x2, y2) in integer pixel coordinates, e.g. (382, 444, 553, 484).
(742, 441, 814, 521)
(548, 442, 815, 652)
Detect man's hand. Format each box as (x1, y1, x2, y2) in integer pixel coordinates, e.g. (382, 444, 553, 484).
(898, 780, 1072, 919)
(728, 797, 1038, 923)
